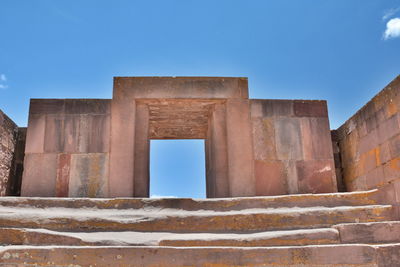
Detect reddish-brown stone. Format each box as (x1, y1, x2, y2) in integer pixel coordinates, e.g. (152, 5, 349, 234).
(293, 100, 328, 117)
(226, 99, 255, 197)
(29, 99, 65, 114)
(296, 160, 336, 193)
(275, 117, 303, 160)
(55, 153, 71, 197)
(64, 99, 110, 115)
(255, 160, 287, 195)
(134, 103, 150, 197)
(206, 103, 229, 198)
(25, 114, 45, 153)
(21, 153, 57, 197)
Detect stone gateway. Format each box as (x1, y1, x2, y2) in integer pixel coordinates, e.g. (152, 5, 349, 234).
(20, 77, 337, 198)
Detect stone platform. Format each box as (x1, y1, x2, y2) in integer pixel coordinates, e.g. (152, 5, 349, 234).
(1, 190, 399, 266)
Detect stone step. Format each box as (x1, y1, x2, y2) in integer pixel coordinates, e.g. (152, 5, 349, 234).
(3, 222, 400, 247)
(334, 221, 400, 244)
(0, 189, 381, 211)
(1, 244, 399, 266)
(0, 204, 394, 232)
(0, 227, 340, 247)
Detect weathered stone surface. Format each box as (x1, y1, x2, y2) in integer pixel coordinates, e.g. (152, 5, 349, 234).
(55, 153, 71, 197)
(0, 109, 17, 196)
(0, 190, 381, 210)
(293, 100, 328, 117)
(297, 160, 337, 193)
(114, 76, 249, 99)
(25, 114, 45, 153)
(255, 160, 287, 196)
(251, 117, 276, 161)
(134, 103, 150, 197)
(109, 97, 135, 197)
(0, 245, 382, 266)
(29, 99, 65, 114)
(250, 99, 294, 117)
(206, 103, 229, 198)
(68, 153, 109, 197)
(300, 117, 333, 160)
(335, 221, 400, 243)
(21, 153, 57, 197)
(0, 227, 340, 247)
(275, 117, 303, 160)
(44, 114, 65, 152)
(64, 99, 111, 115)
(226, 99, 255, 197)
(0, 204, 392, 232)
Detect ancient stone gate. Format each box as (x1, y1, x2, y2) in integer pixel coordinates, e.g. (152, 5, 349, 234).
(19, 77, 337, 198)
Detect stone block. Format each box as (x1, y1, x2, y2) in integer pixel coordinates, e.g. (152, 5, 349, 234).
(377, 114, 400, 142)
(284, 160, 299, 194)
(134, 103, 150, 197)
(63, 115, 80, 153)
(44, 115, 65, 153)
(365, 166, 385, 190)
(25, 114, 45, 153)
(366, 112, 379, 133)
(296, 159, 336, 193)
(376, 244, 400, 267)
(226, 99, 255, 197)
(275, 117, 303, 160)
(358, 148, 379, 175)
(79, 114, 110, 153)
(206, 103, 229, 198)
(357, 121, 368, 138)
(339, 130, 359, 164)
(251, 118, 277, 160)
(56, 153, 71, 197)
(69, 153, 109, 197)
(335, 222, 400, 243)
(293, 100, 328, 117)
(379, 140, 392, 165)
(389, 133, 400, 159)
(251, 100, 294, 118)
(114, 77, 248, 99)
(300, 117, 333, 160)
(21, 153, 57, 197)
(109, 98, 135, 197)
(64, 99, 111, 115)
(359, 129, 378, 155)
(29, 99, 65, 114)
(383, 157, 400, 183)
(254, 160, 287, 196)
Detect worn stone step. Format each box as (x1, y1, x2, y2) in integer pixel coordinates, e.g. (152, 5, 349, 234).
(0, 227, 340, 247)
(0, 190, 381, 211)
(1, 244, 399, 266)
(334, 221, 400, 244)
(0, 205, 393, 232)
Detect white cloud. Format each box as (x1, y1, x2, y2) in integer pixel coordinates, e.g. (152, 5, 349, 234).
(0, 74, 6, 82)
(384, 18, 400, 40)
(383, 7, 400, 21)
(0, 84, 8, 89)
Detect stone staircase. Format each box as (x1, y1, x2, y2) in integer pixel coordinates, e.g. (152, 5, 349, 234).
(0, 190, 399, 266)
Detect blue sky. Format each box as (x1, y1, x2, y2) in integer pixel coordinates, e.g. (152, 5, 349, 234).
(1, 1, 399, 197)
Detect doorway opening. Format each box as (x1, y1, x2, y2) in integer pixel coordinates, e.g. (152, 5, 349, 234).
(149, 140, 206, 198)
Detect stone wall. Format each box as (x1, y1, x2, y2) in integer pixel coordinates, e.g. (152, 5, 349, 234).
(0, 110, 18, 196)
(335, 75, 400, 192)
(21, 99, 111, 197)
(250, 99, 337, 195)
